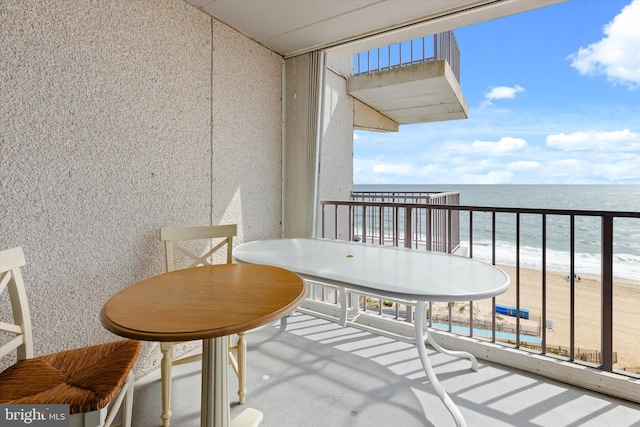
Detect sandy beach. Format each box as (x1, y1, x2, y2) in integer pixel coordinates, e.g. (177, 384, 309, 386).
(431, 265, 640, 371)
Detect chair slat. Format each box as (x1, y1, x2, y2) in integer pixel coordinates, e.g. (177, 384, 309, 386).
(0, 321, 23, 334)
(0, 334, 25, 359)
(160, 224, 237, 242)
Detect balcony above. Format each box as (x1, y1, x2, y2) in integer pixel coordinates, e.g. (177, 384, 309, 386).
(348, 31, 468, 128)
(348, 59, 469, 125)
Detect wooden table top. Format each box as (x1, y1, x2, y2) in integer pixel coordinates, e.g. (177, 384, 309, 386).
(100, 263, 306, 342)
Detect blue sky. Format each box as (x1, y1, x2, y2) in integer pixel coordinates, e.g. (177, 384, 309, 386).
(353, 0, 640, 185)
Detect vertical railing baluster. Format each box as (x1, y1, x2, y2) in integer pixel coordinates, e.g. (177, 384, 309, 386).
(469, 211, 474, 258)
(321, 203, 326, 238)
(349, 205, 354, 241)
(492, 211, 497, 343)
(447, 209, 453, 253)
(542, 213, 547, 354)
(404, 206, 413, 249)
(394, 206, 399, 246)
(379, 205, 384, 244)
(362, 205, 367, 243)
(570, 215, 576, 362)
(427, 208, 432, 251)
(333, 204, 338, 239)
(516, 213, 521, 348)
(602, 215, 614, 371)
(469, 210, 474, 337)
(410, 37, 413, 65)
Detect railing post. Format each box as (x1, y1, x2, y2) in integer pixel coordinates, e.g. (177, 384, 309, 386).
(349, 205, 354, 241)
(321, 202, 325, 238)
(334, 204, 338, 239)
(570, 215, 575, 361)
(361, 206, 367, 243)
(404, 206, 413, 249)
(541, 214, 547, 355)
(601, 215, 614, 372)
(426, 208, 432, 251)
(378, 206, 384, 244)
(447, 209, 453, 253)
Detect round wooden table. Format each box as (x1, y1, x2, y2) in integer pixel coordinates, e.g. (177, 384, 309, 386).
(101, 263, 306, 427)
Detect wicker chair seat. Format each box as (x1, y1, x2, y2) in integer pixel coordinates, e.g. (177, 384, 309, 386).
(0, 339, 140, 414)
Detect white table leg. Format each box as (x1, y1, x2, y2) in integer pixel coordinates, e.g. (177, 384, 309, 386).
(423, 321, 479, 372)
(201, 337, 230, 427)
(338, 287, 348, 326)
(414, 301, 467, 427)
(339, 288, 361, 327)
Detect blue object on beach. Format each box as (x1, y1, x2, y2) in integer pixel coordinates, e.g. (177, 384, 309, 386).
(495, 304, 530, 319)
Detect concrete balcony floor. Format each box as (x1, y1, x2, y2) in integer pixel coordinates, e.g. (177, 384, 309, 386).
(132, 313, 640, 427)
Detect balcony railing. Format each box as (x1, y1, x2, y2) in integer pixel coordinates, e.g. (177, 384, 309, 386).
(353, 31, 461, 82)
(317, 197, 640, 378)
(329, 191, 461, 252)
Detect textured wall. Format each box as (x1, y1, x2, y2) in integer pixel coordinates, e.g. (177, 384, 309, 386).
(317, 61, 354, 239)
(211, 20, 283, 241)
(0, 0, 283, 375)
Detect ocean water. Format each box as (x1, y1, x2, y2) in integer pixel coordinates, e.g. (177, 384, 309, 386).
(353, 184, 640, 282)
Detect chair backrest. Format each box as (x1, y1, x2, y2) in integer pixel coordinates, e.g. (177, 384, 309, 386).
(0, 246, 34, 361)
(159, 224, 237, 272)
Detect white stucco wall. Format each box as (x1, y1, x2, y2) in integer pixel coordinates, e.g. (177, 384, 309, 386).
(211, 21, 283, 241)
(0, 0, 282, 375)
(317, 57, 355, 239)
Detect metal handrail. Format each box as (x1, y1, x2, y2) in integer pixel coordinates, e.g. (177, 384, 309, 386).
(319, 199, 640, 375)
(353, 31, 460, 82)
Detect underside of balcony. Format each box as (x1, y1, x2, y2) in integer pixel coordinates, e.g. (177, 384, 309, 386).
(348, 59, 468, 126)
(132, 312, 640, 426)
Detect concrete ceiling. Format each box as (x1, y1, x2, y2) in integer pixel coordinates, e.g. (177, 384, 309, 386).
(186, 0, 565, 58)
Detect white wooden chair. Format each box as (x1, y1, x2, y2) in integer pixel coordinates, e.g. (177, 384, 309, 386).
(0, 246, 140, 427)
(159, 224, 246, 427)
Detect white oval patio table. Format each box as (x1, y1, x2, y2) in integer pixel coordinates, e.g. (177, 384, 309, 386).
(234, 237, 510, 427)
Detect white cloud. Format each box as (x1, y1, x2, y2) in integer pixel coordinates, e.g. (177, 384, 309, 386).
(466, 136, 529, 155)
(593, 158, 640, 181)
(372, 164, 413, 175)
(507, 161, 541, 171)
(481, 85, 525, 107)
(546, 129, 640, 151)
(529, 159, 586, 183)
(568, 0, 640, 89)
(547, 158, 583, 168)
